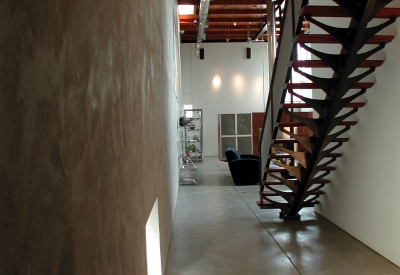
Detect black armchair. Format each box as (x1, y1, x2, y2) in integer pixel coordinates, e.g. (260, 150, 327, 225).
(225, 147, 260, 185)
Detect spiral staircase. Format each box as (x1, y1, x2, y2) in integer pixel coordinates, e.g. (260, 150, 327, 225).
(257, 0, 400, 219)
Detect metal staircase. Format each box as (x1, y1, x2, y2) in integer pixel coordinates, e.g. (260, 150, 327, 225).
(257, 0, 400, 219)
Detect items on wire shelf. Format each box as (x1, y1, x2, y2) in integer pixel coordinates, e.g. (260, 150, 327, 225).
(179, 156, 198, 185)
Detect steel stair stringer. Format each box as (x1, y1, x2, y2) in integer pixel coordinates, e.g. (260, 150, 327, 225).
(257, 0, 400, 219)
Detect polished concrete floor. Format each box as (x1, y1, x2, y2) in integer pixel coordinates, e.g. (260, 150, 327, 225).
(165, 156, 400, 275)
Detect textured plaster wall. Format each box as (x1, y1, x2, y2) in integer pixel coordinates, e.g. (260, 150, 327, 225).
(0, 0, 179, 274)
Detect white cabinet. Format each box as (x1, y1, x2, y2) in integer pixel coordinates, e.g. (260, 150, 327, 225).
(218, 113, 252, 160)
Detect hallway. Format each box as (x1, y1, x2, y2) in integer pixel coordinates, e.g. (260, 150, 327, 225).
(165, 157, 400, 275)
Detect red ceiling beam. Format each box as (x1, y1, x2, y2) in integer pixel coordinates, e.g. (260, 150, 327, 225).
(178, 0, 269, 5)
(208, 9, 267, 15)
(180, 17, 267, 23)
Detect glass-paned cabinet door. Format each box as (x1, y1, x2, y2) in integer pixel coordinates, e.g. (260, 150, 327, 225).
(237, 113, 252, 135)
(220, 114, 236, 135)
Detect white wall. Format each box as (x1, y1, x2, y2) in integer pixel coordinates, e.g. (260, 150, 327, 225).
(180, 42, 269, 156)
(315, 9, 400, 267)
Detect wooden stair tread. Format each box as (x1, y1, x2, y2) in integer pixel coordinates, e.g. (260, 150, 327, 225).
(257, 201, 283, 209)
(274, 137, 349, 143)
(282, 102, 365, 108)
(270, 153, 342, 158)
(301, 6, 400, 18)
(285, 82, 374, 90)
(266, 167, 336, 172)
(278, 121, 357, 127)
(295, 34, 394, 44)
(264, 178, 330, 185)
(290, 60, 383, 68)
(266, 166, 336, 172)
(257, 201, 319, 209)
(374, 8, 400, 18)
(260, 191, 293, 196)
(260, 190, 324, 196)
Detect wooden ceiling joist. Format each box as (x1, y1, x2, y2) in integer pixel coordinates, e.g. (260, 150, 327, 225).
(178, 0, 277, 43)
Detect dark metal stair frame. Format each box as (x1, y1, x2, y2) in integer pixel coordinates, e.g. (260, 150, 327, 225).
(293, 0, 391, 216)
(258, 0, 399, 219)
